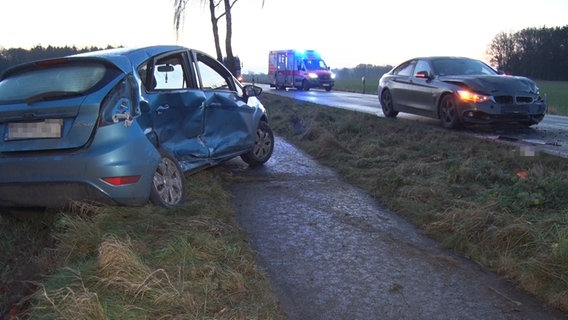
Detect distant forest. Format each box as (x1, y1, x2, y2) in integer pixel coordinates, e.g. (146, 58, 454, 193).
(2, 25, 567, 81)
(0, 45, 115, 75)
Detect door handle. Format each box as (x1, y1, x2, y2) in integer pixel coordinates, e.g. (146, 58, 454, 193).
(156, 104, 170, 115)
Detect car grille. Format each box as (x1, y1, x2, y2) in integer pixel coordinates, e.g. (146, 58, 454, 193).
(319, 74, 332, 81)
(494, 95, 535, 104)
(501, 105, 530, 113)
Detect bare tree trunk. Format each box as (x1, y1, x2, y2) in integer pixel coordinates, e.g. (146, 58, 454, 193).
(209, 0, 223, 61)
(224, 0, 236, 76)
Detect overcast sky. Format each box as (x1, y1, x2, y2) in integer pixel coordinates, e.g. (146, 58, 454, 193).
(2, 0, 567, 73)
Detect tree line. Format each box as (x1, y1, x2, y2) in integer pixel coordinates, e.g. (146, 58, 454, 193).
(488, 25, 568, 81)
(0, 45, 113, 75)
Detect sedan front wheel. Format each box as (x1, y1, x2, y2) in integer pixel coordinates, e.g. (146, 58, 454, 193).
(439, 94, 461, 129)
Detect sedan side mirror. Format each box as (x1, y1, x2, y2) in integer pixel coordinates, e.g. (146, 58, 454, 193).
(415, 71, 431, 79)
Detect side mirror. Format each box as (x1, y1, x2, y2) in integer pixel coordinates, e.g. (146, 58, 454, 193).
(243, 84, 262, 98)
(415, 70, 430, 79)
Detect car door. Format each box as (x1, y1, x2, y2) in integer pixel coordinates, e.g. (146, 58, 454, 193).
(138, 51, 209, 164)
(389, 60, 416, 110)
(190, 50, 256, 161)
(406, 59, 437, 116)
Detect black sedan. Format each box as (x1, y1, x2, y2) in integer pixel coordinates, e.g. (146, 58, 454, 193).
(377, 57, 547, 128)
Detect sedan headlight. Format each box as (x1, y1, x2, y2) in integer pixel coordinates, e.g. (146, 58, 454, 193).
(457, 90, 490, 103)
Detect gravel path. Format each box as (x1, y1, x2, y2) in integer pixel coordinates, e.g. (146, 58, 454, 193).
(225, 137, 566, 320)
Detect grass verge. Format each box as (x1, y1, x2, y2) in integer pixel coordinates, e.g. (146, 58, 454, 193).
(260, 92, 568, 313)
(1, 169, 283, 319)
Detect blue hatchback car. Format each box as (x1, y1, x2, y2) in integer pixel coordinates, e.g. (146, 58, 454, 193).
(0, 45, 274, 208)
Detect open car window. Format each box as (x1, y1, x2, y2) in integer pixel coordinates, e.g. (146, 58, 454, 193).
(137, 52, 192, 91)
(193, 52, 239, 94)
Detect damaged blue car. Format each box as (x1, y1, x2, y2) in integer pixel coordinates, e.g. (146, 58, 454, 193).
(0, 45, 274, 208)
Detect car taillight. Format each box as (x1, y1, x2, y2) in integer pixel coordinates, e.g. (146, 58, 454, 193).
(98, 75, 137, 127)
(103, 175, 141, 186)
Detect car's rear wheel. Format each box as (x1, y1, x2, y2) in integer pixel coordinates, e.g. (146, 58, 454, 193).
(380, 89, 398, 118)
(241, 121, 274, 167)
(150, 149, 186, 208)
(439, 94, 461, 129)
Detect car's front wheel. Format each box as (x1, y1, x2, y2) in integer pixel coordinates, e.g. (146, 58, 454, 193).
(380, 89, 398, 118)
(241, 121, 274, 167)
(150, 149, 186, 208)
(439, 94, 461, 129)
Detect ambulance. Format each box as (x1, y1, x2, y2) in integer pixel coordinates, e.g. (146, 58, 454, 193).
(268, 49, 335, 91)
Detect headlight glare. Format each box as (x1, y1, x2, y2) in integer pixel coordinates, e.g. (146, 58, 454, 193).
(457, 90, 489, 103)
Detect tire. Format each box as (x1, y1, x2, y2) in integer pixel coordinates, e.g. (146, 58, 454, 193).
(241, 121, 274, 167)
(439, 94, 461, 129)
(325, 86, 332, 92)
(380, 89, 398, 118)
(150, 149, 186, 208)
(302, 80, 310, 91)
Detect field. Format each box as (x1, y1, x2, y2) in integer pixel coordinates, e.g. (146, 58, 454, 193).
(537, 80, 568, 115)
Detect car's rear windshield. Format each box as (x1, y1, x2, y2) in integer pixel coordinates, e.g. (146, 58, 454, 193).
(0, 61, 117, 103)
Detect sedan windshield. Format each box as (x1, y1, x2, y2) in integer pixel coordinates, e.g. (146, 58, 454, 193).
(432, 59, 497, 76)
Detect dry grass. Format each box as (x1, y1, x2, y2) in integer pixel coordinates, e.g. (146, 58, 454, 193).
(24, 168, 283, 319)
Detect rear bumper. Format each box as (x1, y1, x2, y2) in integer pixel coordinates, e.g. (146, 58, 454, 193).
(0, 125, 161, 208)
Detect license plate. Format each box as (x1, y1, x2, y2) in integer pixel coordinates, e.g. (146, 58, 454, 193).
(7, 119, 63, 140)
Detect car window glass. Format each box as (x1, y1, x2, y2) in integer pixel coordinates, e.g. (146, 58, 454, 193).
(432, 59, 497, 76)
(304, 59, 327, 70)
(197, 61, 229, 90)
(194, 52, 235, 91)
(414, 60, 432, 76)
(152, 54, 188, 90)
(0, 63, 107, 102)
(394, 61, 415, 77)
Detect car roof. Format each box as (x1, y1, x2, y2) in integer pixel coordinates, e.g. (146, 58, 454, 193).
(69, 45, 189, 72)
(1, 45, 192, 79)
(411, 56, 476, 62)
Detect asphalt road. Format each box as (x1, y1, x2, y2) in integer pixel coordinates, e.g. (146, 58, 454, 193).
(257, 84, 568, 159)
(225, 139, 567, 319)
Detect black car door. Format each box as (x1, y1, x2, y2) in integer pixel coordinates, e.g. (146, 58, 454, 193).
(389, 60, 416, 111)
(406, 59, 437, 117)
